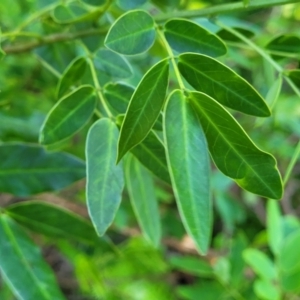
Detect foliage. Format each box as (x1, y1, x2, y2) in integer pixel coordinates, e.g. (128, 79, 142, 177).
(1, 0, 300, 299)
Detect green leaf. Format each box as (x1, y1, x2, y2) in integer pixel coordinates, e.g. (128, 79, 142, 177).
(81, 0, 106, 6)
(254, 279, 280, 300)
(217, 27, 254, 42)
(243, 248, 277, 280)
(131, 130, 171, 184)
(164, 19, 227, 57)
(56, 56, 88, 99)
(104, 10, 155, 55)
(266, 35, 300, 54)
(6, 201, 99, 245)
(0, 215, 65, 300)
(285, 69, 300, 88)
(178, 53, 270, 117)
(0, 143, 85, 196)
(86, 118, 124, 236)
(281, 269, 300, 293)
(40, 85, 96, 145)
(163, 90, 211, 254)
(279, 229, 300, 273)
(94, 48, 132, 79)
(104, 82, 134, 114)
(117, 59, 169, 162)
(125, 156, 161, 247)
(189, 92, 282, 199)
(117, 0, 147, 10)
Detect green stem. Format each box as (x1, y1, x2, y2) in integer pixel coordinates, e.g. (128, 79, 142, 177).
(283, 141, 300, 186)
(157, 29, 185, 91)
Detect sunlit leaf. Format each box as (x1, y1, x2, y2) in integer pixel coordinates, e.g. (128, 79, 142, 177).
(0, 143, 85, 196)
(178, 53, 270, 117)
(125, 156, 161, 246)
(163, 90, 211, 254)
(164, 19, 227, 56)
(0, 215, 65, 300)
(117, 59, 169, 162)
(86, 118, 124, 236)
(189, 92, 282, 199)
(254, 279, 280, 300)
(40, 85, 96, 145)
(105, 10, 155, 55)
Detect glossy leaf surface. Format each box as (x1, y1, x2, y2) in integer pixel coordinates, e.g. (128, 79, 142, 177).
(178, 53, 270, 117)
(7, 201, 98, 245)
(125, 156, 161, 246)
(86, 118, 124, 236)
(164, 19, 226, 56)
(131, 130, 171, 184)
(117, 59, 169, 162)
(190, 92, 282, 199)
(56, 56, 87, 99)
(0, 215, 65, 300)
(105, 10, 155, 55)
(40, 85, 96, 145)
(0, 143, 85, 196)
(94, 48, 132, 78)
(163, 90, 211, 254)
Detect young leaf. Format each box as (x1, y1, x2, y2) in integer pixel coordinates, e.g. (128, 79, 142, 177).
(117, 59, 169, 162)
(125, 155, 161, 247)
(40, 85, 96, 145)
(0, 143, 85, 196)
(104, 10, 155, 55)
(189, 92, 283, 199)
(178, 53, 270, 117)
(131, 130, 171, 184)
(56, 56, 87, 99)
(164, 19, 227, 57)
(94, 48, 132, 79)
(86, 118, 124, 236)
(0, 215, 65, 300)
(163, 90, 211, 254)
(6, 201, 99, 245)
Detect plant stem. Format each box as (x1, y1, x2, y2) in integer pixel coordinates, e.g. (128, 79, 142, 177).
(283, 140, 300, 186)
(157, 29, 185, 91)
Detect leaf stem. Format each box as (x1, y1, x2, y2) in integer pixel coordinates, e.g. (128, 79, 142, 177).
(157, 29, 185, 91)
(283, 140, 300, 186)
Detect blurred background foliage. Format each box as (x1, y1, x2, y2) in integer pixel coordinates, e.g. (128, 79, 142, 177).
(1, 0, 300, 299)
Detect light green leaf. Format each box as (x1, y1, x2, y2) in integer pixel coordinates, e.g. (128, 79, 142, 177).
(81, 0, 106, 6)
(6, 201, 99, 245)
(267, 199, 283, 256)
(131, 130, 171, 184)
(94, 48, 132, 79)
(117, 0, 147, 10)
(164, 19, 227, 57)
(125, 155, 161, 247)
(163, 90, 211, 254)
(117, 59, 169, 162)
(86, 118, 124, 236)
(281, 269, 300, 293)
(279, 229, 300, 273)
(40, 85, 96, 145)
(0, 215, 65, 300)
(104, 82, 134, 114)
(254, 279, 280, 300)
(0, 143, 85, 196)
(243, 248, 277, 280)
(285, 69, 300, 88)
(56, 56, 88, 99)
(0, 28, 5, 59)
(105, 10, 155, 55)
(189, 92, 282, 199)
(178, 53, 270, 117)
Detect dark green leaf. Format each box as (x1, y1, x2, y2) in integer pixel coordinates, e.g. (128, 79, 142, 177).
(0, 143, 85, 196)
(189, 92, 282, 199)
(86, 118, 124, 236)
(217, 27, 254, 42)
(104, 82, 134, 114)
(131, 130, 171, 184)
(125, 156, 161, 247)
(94, 49, 132, 79)
(117, 0, 147, 10)
(164, 19, 227, 57)
(117, 59, 169, 162)
(266, 35, 300, 54)
(285, 69, 300, 88)
(178, 53, 270, 117)
(105, 10, 155, 55)
(6, 201, 99, 245)
(163, 90, 211, 254)
(56, 56, 88, 99)
(40, 85, 96, 145)
(0, 215, 65, 300)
